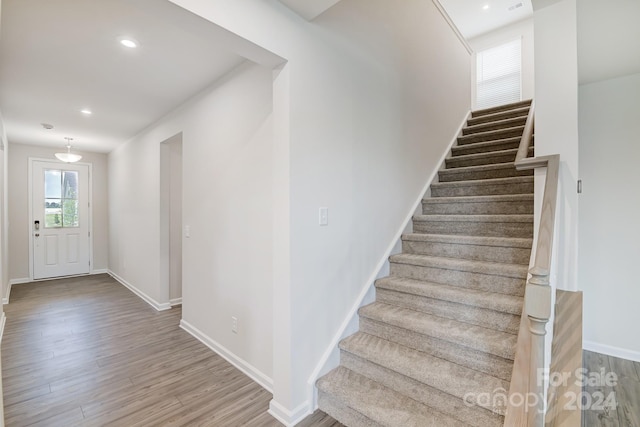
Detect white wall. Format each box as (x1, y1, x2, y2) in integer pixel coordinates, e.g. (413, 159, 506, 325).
(579, 73, 640, 360)
(533, 0, 580, 295)
(0, 112, 8, 302)
(109, 61, 275, 379)
(7, 144, 109, 282)
(469, 18, 535, 106)
(165, 0, 470, 421)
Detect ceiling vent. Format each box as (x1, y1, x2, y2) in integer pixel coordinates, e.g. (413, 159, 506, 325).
(508, 2, 523, 11)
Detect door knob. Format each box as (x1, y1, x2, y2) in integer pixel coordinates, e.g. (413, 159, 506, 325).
(35, 233, 40, 237)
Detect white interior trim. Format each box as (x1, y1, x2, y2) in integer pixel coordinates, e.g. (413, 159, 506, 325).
(180, 319, 274, 392)
(584, 340, 640, 363)
(2, 280, 12, 304)
(432, 0, 473, 55)
(169, 297, 182, 306)
(0, 313, 6, 343)
(108, 270, 171, 311)
(268, 400, 311, 427)
(91, 269, 108, 275)
(305, 110, 471, 408)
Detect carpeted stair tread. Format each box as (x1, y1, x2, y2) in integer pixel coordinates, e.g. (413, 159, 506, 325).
(438, 162, 533, 182)
(457, 126, 525, 145)
(375, 278, 521, 333)
(359, 317, 515, 381)
(445, 147, 534, 169)
(318, 391, 386, 427)
(466, 106, 530, 126)
(375, 276, 523, 315)
(462, 116, 528, 135)
(430, 176, 534, 197)
(421, 193, 533, 215)
(471, 99, 532, 118)
(358, 302, 517, 360)
(389, 253, 527, 278)
(451, 136, 523, 156)
(317, 366, 463, 427)
(389, 253, 526, 295)
(338, 352, 505, 427)
(412, 214, 533, 238)
(340, 333, 509, 415)
(402, 233, 532, 248)
(401, 233, 532, 264)
(422, 194, 533, 205)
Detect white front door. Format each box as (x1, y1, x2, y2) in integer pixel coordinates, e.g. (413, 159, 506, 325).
(32, 161, 90, 280)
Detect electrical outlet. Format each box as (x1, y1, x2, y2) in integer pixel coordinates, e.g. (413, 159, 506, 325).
(231, 316, 238, 334)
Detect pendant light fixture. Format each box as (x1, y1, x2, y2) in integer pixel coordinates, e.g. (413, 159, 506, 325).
(55, 137, 82, 163)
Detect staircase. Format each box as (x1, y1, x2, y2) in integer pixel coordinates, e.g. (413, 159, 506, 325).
(316, 100, 535, 427)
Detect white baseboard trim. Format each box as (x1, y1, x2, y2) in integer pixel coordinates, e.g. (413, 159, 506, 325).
(268, 399, 311, 427)
(305, 111, 472, 407)
(91, 269, 108, 275)
(107, 270, 171, 311)
(180, 319, 273, 393)
(3, 281, 12, 305)
(0, 312, 6, 343)
(584, 340, 640, 363)
(169, 297, 182, 306)
(8, 277, 31, 286)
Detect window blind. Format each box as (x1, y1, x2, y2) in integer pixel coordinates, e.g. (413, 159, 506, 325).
(476, 39, 522, 110)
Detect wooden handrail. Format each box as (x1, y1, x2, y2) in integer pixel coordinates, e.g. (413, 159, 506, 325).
(504, 101, 560, 427)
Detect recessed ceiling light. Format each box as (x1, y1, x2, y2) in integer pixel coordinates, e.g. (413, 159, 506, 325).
(483, 4, 490, 10)
(120, 38, 138, 48)
(81, 109, 92, 115)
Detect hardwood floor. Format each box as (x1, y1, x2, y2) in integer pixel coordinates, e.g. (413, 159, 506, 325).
(583, 350, 640, 427)
(1, 274, 342, 427)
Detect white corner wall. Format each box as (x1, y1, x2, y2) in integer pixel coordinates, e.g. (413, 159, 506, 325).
(108, 61, 275, 379)
(166, 0, 470, 421)
(579, 73, 640, 360)
(469, 18, 535, 106)
(533, 0, 579, 294)
(7, 144, 109, 282)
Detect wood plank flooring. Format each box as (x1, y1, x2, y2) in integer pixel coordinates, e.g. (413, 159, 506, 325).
(1, 274, 343, 427)
(582, 350, 640, 427)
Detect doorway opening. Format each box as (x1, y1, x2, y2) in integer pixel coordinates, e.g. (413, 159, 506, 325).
(160, 133, 183, 307)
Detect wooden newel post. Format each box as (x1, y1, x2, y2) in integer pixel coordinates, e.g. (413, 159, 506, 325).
(526, 267, 552, 427)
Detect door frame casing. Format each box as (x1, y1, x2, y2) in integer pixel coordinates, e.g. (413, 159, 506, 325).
(28, 158, 94, 281)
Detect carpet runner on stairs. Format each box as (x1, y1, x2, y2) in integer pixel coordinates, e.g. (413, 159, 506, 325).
(316, 99, 534, 427)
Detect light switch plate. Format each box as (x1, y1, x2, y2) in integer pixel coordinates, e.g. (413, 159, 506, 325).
(319, 207, 328, 226)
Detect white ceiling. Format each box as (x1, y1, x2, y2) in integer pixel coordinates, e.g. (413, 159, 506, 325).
(438, 0, 533, 40)
(577, 0, 640, 85)
(0, 0, 246, 153)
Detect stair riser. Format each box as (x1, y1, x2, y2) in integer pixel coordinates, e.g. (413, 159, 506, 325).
(452, 139, 521, 156)
(463, 117, 528, 135)
(412, 220, 533, 238)
(402, 239, 531, 264)
(340, 351, 505, 427)
(376, 288, 520, 334)
(359, 318, 514, 378)
(318, 392, 384, 427)
(422, 200, 533, 215)
(431, 181, 534, 197)
(439, 167, 533, 182)
(467, 109, 529, 126)
(472, 101, 532, 118)
(389, 262, 525, 296)
(458, 128, 524, 145)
